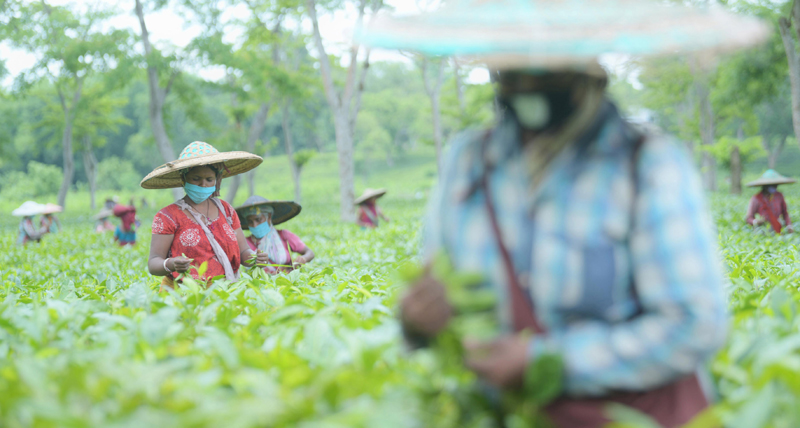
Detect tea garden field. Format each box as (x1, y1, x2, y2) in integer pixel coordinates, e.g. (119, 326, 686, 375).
(2, 189, 800, 428)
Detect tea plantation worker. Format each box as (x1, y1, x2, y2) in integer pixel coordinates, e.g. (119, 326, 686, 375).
(357, 1, 767, 426)
(39, 203, 63, 234)
(235, 196, 314, 274)
(93, 208, 116, 233)
(13, 201, 45, 245)
(141, 141, 266, 287)
(112, 204, 138, 246)
(355, 188, 390, 228)
(745, 169, 795, 234)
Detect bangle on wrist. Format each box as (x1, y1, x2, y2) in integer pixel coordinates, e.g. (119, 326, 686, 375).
(163, 258, 172, 273)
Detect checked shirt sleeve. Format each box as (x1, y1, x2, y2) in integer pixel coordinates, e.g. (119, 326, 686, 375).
(530, 137, 729, 396)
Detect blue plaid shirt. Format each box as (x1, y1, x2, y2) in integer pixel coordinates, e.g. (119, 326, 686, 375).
(424, 102, 728, 396)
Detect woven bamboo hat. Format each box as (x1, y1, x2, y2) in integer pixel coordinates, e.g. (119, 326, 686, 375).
(41, 203, 63, 214)
(354, 0, 769, 70)
(746, 169, 796, 188)
(355, 188, 387, 205)
(12, 201, 45, 217)
(235, 195, 302, 228)
(140, 141, 263, 189)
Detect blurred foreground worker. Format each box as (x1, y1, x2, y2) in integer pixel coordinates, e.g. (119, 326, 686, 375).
(357, 1, 768, 427)
(141, 141, 265, 288)
(355, 188, 390, 228)
(93, 209, 116, 233)
(39, 203, 63, 234)
(112, 204, 137, 246)
(235, 196, 314, 274)
(745, 169, 795, 234)
(13, 201, 45, 245)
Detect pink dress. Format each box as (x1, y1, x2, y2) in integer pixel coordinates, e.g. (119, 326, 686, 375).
(246, 230, 308, 274)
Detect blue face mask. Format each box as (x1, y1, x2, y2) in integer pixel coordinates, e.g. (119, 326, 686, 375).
(767, 186, 778, 194)
(249, 219, 271, 239)
(184, 183, 216, 204)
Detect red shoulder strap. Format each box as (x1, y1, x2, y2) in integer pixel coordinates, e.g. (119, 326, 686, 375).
(479, 131, 546, 334)
(755, 193, 782, 233)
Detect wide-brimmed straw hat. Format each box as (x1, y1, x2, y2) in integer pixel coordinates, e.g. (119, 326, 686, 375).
(41, 203, 63, 214)
(235, 195, 302, 228)
(354, 0, 769, 70)
(12, 201, 44, 217)
(747, 169, 796, 188)
(93, 208, 114, 220)
(354, 188, 387, 205)
(140, 141, 263, 189)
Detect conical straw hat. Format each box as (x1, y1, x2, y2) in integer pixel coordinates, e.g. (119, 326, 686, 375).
(354, 188, 387, 205)
(235, 195, 302, 228)
(140, 141, 263, 189)
(41, 203, 63, 214)
(746, 169, 796, 187)
(354, 0, 769, 70)
(93, 208, 114, 220)
(12, 201, 45, 217)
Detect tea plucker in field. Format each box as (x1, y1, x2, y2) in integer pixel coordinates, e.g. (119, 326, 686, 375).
(745, 169, 795, 234)
(39, 203, 63, 234)
(358, 1, 767, 427)
(13, 201, 45, 245)
(113, 204, 138, 246)
(93, 208, 116, 233)
(236, 196, 314, 274)
(141, 141, 268, 287)
(355, 188, 390, 228)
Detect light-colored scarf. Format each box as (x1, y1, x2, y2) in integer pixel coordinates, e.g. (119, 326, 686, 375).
(254, 224, 291, 266)
(175, 198, 239, 281)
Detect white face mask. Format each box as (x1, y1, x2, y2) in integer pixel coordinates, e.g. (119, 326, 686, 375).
(508, 94, 551, 129)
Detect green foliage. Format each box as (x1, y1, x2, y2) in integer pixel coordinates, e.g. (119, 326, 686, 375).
(293, 149, 316, 171)
(96, 156, 142, 191)
(701, 136, 766, 168)
(0, 161, 62, 199)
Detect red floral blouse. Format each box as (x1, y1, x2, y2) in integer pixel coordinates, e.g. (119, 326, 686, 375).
(152, 200, 242, 281)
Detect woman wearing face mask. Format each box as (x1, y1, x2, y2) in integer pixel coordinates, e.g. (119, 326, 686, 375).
(141, 141, 268, 287)
(358, 1, 767, 426)
(235, 196, 314, 274)
(746, 169, 795, 234)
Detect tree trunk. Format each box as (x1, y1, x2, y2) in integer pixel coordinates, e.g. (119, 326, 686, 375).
(57, 110, 75, 208)
(226, 103, 271, 202)
(135, 0, 182, 201)
(694, 75, 716, 191)
(422, 57, 446, 174)
(282, 102, 302, 203)
(453, 58, 466, 118)
(83, 135, 98, 210)
(307, 0, 371, 222)
(779, 17, 800, 152)
(730, 145, 741, 195)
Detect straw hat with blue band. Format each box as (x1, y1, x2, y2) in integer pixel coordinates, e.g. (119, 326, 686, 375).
(746, 169, 797, 188)
(140, 141, 263, 189)
(354, 188, 387, 205)
(235, 195, 302, 228)
(354, 0, 769, 70)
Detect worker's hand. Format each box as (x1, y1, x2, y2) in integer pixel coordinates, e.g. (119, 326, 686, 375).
(169, 256, 192, 273)
(786, 225, 795, 234)
(293, 256, 307, 269)
(254, 250, 271, 266)
(753, 218, 765, 226)
(400, 271, 453, 338)
(464, 335, 529, 389)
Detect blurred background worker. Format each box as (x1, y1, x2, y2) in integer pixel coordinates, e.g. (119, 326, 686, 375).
(745, 169, 796, 234)
(357, 0, 768, 426)
(39, 203, 63, 234)
(355, 188, 390, 228)
(13, 201, 45, 245)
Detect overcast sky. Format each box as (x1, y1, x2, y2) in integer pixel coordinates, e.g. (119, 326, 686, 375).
(0, 0, 491, 87)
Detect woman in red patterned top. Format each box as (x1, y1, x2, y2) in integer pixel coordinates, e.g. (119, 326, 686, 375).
(745, 169, 796, 234)
(140, 141, 266, 287)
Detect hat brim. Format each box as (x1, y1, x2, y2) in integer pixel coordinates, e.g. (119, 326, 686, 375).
(12, 202, 45, 217)
(41, 204, 63, 214)
(354, 189, 387, 205)
(236, 200, 302, 228)
(355, 2, 768, 66)
(140, 151, 263, 189)
(746, 177, 797, 187)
